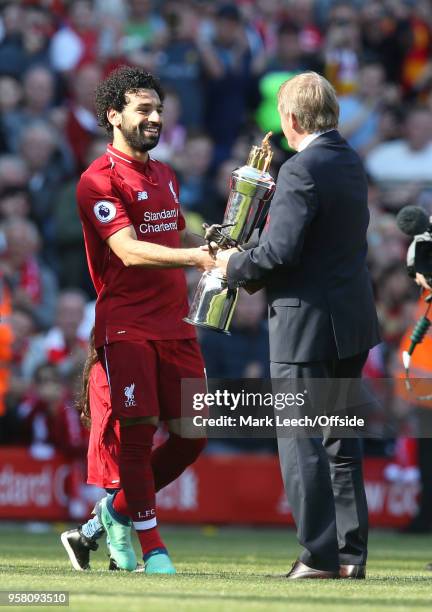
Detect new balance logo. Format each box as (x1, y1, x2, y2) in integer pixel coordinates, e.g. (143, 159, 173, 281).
(137, 191, 148, 201)
(124, 383, 137, 407)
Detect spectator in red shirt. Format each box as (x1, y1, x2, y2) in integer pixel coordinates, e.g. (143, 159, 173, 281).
(0, 217, 58, 330)
(22, 289, 88, 381)
(65, 63, 104, 171)
(49, 0, 99, 73)
(17, 362, 88, 518)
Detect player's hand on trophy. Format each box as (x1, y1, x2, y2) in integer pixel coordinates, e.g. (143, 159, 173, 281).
(200, 242, 219, 260)
(215, 248, 237, 275)
(191, 247, 216, 272)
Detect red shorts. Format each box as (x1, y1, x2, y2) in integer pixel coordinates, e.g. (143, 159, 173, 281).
(86, 361, 120, 488)
(99, 338, 205, 420)
(86, 362, 174, 488)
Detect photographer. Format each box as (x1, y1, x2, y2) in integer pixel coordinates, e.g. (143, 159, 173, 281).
(396, 205, 432, 535)
(397, 205, 432, 293)
(396, 294, 432, 534)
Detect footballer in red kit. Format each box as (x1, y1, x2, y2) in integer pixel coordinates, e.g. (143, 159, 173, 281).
(77, 144, 196, 348)
(72, 67, 214, 574)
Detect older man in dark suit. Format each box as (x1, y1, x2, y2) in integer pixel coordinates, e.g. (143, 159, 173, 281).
(216, 72, 380, 579)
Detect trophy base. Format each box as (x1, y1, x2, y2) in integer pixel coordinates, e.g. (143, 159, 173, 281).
(183, 317, 231, 335)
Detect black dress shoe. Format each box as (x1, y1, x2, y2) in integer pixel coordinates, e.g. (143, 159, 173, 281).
(339, 564, 366, 579)
(286, 560, 340, 580)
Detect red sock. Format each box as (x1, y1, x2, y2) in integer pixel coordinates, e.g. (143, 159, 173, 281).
(111, 489, 166, 556)
(112, 488, 129, 517)
(152, 433, 207, 491)
(138, 527, 166, 559)
(117, 423, 169, 558)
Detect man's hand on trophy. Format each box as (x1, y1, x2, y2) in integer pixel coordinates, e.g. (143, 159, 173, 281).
(215, 248, 237, 276)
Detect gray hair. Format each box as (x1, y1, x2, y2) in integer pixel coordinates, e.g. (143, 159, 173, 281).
(278, 72, 339, 132)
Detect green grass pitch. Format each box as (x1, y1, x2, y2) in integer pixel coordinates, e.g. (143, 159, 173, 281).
(1, 526, 432, 611)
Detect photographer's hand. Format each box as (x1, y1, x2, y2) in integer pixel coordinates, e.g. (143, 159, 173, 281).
(415, 273, 432, 291)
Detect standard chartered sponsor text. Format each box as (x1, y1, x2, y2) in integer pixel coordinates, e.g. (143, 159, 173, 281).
(139, 208, 178, 234)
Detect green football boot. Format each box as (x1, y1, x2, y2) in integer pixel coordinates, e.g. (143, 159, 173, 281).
(99, 497, 137, 571)
(144, 549, 176, 574)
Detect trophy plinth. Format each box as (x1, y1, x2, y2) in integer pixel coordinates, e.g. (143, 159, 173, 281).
(185, 133, 276, 333)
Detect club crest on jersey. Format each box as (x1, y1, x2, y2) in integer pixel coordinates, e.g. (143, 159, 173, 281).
(137, 191, 148, 201)
(93, 200, 116, 223)
(124, 383, 137, 407)
(168, 180, 179, 204)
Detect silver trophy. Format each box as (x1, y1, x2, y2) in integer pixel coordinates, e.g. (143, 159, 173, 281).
(185, 132, 276, 333)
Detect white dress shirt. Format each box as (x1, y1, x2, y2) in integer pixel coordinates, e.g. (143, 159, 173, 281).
(297, 129, 337, 152)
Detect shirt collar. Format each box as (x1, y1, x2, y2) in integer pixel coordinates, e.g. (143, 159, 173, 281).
(106, 144, 159, 185)
(107, 144, 150, 171)
(297, 129, 336, 152)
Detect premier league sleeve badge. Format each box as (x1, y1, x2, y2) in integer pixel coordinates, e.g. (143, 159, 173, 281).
(93, 200, 117, 223)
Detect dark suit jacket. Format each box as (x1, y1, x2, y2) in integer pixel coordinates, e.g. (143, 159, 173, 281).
(227, 130, 381, 363)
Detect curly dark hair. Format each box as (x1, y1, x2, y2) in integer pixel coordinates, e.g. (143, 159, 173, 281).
(94, 66, 165, 135)
(76, 327, 98, 430)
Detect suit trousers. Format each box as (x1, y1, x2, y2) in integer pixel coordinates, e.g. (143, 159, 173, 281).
(270, 351, 369, 571)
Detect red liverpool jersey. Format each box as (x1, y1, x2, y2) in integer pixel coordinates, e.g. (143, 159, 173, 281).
(77, 144, 196, 348)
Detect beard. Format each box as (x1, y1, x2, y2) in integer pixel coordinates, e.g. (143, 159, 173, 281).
(121, 121, 161, 153)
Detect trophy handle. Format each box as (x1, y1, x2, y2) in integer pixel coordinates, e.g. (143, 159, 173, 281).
(202, 223, 245, 252)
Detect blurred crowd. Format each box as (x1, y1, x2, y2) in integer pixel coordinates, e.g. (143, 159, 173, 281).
(0, 0, 432, 519)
